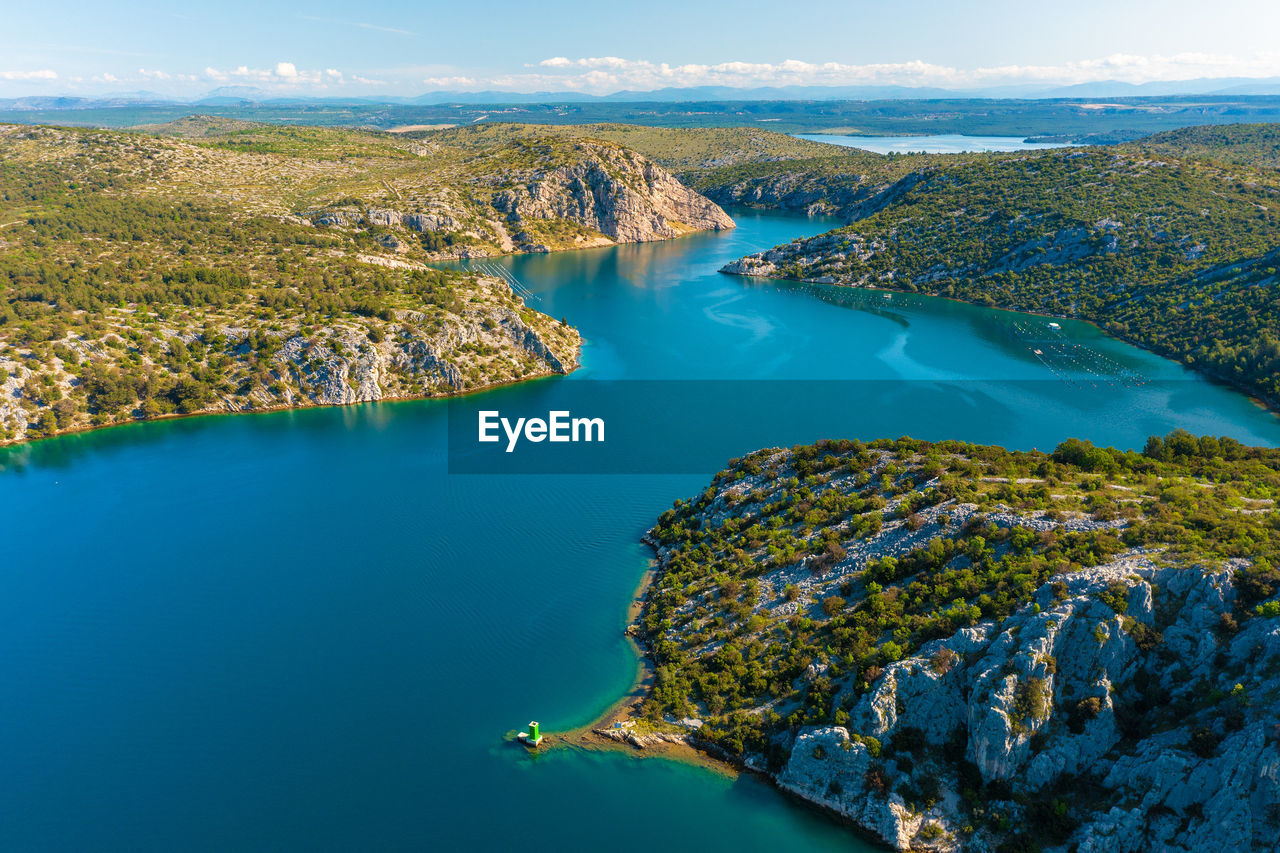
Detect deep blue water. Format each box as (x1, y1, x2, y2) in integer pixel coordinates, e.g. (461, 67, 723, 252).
(1, 209, 1277, 852)
(796, 133, 1071, 154)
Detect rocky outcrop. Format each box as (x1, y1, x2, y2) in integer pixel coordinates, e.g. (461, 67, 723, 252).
(306, 142, 734, 256)
(256, 299, 574, 408)
(698, 168, 929, 222)
(762, 556, 1280, 851)
(593, 725, 690, 751)
(490, 142, 735, 243)
(0, 276, 580, 445)
(721, 231, 884, 281)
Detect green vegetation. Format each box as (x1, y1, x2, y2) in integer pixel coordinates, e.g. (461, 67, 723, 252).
(401, 122, 846, 175)
(1132, 123, 1280, 170)
(704, 124, 1280, 407)
(635, 433, 1280, 756)
(0, 122, 583, 444)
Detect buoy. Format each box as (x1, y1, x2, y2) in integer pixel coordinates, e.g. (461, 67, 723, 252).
(518, 720, 544, 747)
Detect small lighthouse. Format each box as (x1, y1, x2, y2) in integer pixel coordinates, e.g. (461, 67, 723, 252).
(518, 721, 543, 747)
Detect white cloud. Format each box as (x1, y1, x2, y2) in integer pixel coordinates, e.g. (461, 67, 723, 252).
(138, 68, 198, 82)
(0, 69, 58, 81)
(202, 62, 337, 87)
(430, 51, 1280, 94)
(424, 75, 477, 88)
(537, 56, 633, 70)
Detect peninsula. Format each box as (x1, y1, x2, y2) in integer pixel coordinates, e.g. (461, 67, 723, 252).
(606, 433, 1280, 851)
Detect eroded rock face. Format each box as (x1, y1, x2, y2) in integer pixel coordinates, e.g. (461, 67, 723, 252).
(490, 143, 735, 243)
(231, 290, 577, 410)
(772, 557, 1280, 851)
(701, 169, 928, 223)
(307, 142, 734, 255)
(0, 277, 580, 445)
(778, 728, 923, 849)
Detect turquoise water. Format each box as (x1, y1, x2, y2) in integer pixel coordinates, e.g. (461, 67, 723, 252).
(796, 133, 1070, 154)
(2, 210, 1278, 852)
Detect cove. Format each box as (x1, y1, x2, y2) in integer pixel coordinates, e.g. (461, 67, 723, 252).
(1, 209, 1278, 852)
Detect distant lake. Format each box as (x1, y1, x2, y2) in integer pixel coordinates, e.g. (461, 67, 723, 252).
(797, 133, 1073, 154)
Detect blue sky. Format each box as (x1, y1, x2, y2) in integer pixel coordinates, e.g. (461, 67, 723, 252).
(3, 0, 1280, 97)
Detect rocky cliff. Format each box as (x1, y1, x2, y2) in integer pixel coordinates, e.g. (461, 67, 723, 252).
(694, 160, 925, 221)
(304, 138, 734, 256)
(489, 142, 736, 243)
(624, 436, 1280, 852)
(775, 556, 1280, 851)
(0, 274, 579, 445)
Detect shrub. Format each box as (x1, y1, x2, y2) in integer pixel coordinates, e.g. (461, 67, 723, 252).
(1098, 581, 1130, 614)
(1188, 727, 1219, 758)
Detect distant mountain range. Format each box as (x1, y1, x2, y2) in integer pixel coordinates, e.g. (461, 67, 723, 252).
(6, 77, 1280, 111)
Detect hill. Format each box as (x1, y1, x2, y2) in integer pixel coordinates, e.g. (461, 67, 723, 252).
(0, 121, 735, 445)
(1131, 123, 1280, 170)
(703, 128, 1280, 408)
(618, 434, 1280, 851)
(400, 122, 848, 175)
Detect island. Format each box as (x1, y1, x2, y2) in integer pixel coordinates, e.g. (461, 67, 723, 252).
(596, 432, 1280, 851)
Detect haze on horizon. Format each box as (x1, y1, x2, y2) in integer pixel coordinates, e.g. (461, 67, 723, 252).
(3, 0, 1279, 99)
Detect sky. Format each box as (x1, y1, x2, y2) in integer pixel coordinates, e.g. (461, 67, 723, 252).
(3, 0, 1280, 98)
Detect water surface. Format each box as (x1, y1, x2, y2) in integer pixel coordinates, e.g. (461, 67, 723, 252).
(1, 209, 1276, 852)
(796, 133, 1072, 154)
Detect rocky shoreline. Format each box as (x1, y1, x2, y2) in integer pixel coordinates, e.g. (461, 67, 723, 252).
(594, 438, 1280, 852)
(0, 274, 581, 447)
